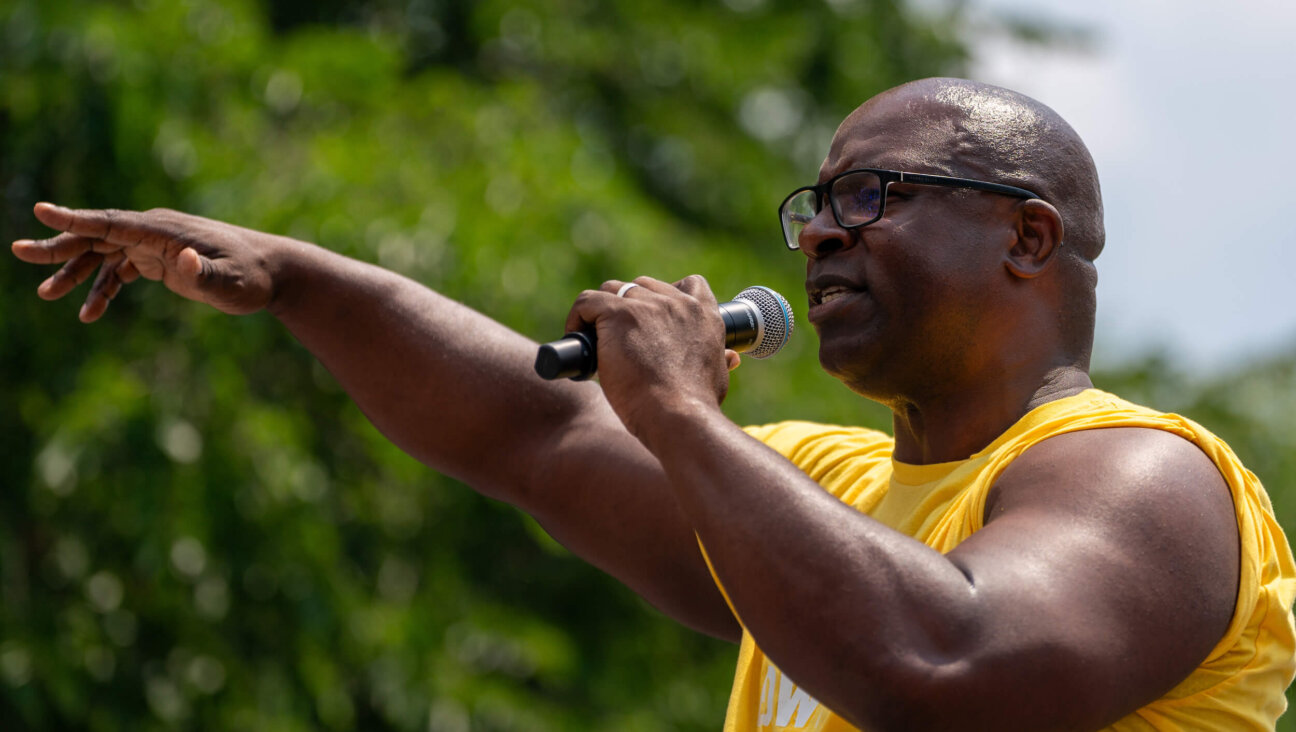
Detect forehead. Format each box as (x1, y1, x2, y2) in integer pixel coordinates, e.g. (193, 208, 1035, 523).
(819, 95, 964, 182)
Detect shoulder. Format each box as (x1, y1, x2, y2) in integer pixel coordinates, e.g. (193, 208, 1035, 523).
(983, 426, 1240, 662)
(981, 390, 1240, 526)
(988, 426, 1233, 522)
(986, 427, 1239, 572)
(943, 427, 1242, 723)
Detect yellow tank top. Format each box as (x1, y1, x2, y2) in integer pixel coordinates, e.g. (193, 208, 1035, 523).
(717, 389, 1296, 731)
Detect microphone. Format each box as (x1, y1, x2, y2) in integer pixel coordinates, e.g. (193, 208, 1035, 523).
(534, 285, 794, 381)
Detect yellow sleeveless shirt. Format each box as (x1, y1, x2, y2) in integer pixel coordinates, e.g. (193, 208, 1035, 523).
(718, 389, 1296, 731)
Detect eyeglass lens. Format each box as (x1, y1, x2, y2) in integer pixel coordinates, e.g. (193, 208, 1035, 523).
(832, 171, 883, 226)
(781, 171, 884, 249)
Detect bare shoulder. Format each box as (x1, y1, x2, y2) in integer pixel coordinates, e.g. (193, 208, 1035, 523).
(986, 425, 1240, 623)
(949, 426, 1240, 726)
(987, 426, 1237, 526)
(983, 427, 1240, 612)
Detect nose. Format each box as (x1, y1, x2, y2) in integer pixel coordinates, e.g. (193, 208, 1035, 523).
(797, 207, 855, 259)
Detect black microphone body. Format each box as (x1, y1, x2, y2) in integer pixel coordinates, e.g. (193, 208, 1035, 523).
(534, 286, 793, 381)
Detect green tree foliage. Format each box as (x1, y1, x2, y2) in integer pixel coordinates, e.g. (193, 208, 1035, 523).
(3, 0, 1293, 729)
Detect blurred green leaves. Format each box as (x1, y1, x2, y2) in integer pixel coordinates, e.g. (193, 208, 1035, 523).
(4, 0, 1293, 730)
(1, 1, 965, 727)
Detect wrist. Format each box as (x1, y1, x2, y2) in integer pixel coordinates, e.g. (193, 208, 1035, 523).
(626, 391, 730, 458)
(263, 235, 326, 317)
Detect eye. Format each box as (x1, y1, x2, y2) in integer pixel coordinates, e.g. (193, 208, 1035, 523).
(851, 188, 881, 208)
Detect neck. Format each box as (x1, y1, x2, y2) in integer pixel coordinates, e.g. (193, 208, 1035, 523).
(888, 365, 1093, 464)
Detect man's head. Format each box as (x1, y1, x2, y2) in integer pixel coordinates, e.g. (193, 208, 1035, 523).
(796, 78, 1103, 404)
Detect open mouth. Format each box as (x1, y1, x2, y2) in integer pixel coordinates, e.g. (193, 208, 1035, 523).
(814, 285, 855, 306)
(809, 284, 864, 306)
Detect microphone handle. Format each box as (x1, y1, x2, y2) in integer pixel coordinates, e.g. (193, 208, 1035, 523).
(718, 300, 760, 349)
(534, 331, 598, 381)
(534, 300, 762, 381)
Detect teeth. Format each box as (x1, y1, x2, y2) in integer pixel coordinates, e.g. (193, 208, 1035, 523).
(818, 286, 853, 304)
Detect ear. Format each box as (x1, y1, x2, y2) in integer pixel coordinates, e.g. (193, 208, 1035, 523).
(1005, 199, 1064, 279)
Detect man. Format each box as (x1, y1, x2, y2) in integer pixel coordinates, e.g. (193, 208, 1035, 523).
(12, 78, 1295, 730)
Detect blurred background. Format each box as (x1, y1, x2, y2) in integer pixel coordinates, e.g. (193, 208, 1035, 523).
(2, 0, 1294, 729)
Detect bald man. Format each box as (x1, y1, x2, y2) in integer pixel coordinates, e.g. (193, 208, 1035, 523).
(12, 78, 1296, 731)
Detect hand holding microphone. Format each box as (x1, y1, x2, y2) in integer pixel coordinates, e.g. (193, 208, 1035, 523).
(535, 280, 794, 381)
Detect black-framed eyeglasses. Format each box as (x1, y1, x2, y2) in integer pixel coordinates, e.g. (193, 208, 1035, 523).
(778, 168, 1042, 251)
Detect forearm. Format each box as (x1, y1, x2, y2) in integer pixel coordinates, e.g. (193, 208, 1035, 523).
(266, 238, 594, 497)
(272, 250, 747, 638)
(640, 403, 982, 727)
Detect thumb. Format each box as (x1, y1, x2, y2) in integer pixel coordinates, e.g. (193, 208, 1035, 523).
(177, 246, 204, 283)
(725, 349, 742, 372)
(171, 245, 269, 315)
(168, 246, 220, 305)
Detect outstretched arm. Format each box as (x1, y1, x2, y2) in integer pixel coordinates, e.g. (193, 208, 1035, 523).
(12, 203, 741, 641)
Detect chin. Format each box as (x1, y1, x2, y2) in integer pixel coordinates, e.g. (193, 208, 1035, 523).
(816, 336, 913, 407)
(819, 343, 882, 393)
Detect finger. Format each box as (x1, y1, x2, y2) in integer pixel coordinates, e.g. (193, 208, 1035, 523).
(37, 251, 105, 300)
(725, 349, 742, 372)
(33, 202, 155, 247)
(571, 276, 667, 332)
(598, 278, 627, 295)
(626, 276, 676, 296)
(563, 288, 618, 335)
(177, 246, 204, 282)
(11, 233, 122, 265)
(117, 259, 140, 284)
(567, 277, 650, 333)
(673, 273, 718, 308)
(81, 252, 126, 322)
(601, 276, 681, 297)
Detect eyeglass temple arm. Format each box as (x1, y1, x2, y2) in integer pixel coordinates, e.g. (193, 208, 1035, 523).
(897, 172, 1041, 200)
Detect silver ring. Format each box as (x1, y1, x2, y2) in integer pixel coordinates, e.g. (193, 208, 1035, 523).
(616, 282, 639, 298)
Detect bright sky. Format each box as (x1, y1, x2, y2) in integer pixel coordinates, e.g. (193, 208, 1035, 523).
(966, 0, 1296, 373)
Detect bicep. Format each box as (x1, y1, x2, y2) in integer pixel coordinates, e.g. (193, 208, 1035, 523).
(940, 428, 1239, 729)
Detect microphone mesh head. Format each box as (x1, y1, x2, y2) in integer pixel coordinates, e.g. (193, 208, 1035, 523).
(733, 286, 794, 359)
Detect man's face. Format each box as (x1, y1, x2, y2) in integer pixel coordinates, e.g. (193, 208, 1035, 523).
(799, 96, 1021, 402)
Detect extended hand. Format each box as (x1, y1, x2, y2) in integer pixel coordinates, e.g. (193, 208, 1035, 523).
(11, 203, 287, 321)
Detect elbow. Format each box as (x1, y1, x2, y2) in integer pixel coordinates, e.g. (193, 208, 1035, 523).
(790, 578, 992, 730)
(834, 655, 983, 732)
(837, 646, 1099, 732)
(823, 618, 997, 731)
